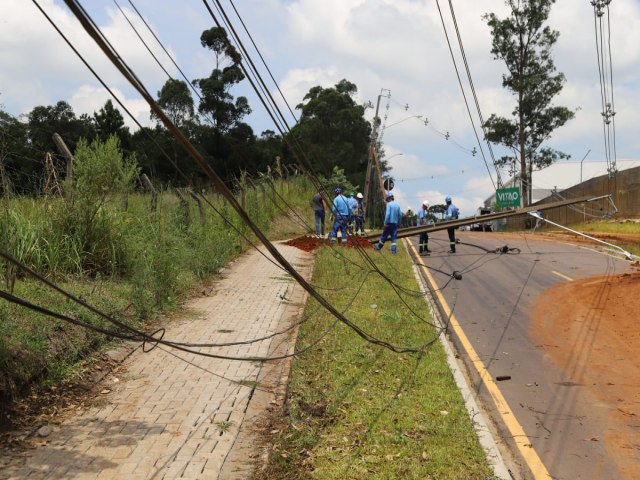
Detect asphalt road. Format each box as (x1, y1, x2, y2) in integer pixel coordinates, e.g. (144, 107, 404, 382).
(407, 230, 634, 480)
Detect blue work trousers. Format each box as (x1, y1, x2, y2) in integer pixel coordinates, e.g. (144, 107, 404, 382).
(376, 223, 399, 254)
(330, 216, 348, 245)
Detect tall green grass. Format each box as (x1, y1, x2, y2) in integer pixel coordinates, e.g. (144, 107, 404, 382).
(0, 136, 315, 413)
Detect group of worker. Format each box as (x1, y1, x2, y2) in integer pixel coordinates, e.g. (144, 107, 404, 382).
(374, 193, 459, 255)
(314, 188, 460, 254)
(313, 188, 365, 244)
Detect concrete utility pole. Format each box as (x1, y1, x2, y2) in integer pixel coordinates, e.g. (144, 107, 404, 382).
(364, 88, 390, 228)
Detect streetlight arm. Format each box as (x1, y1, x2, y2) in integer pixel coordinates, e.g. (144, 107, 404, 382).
(385, 115, 423, 129)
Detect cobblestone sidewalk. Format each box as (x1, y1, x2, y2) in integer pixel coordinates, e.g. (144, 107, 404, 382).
(2, 243, 313, 480)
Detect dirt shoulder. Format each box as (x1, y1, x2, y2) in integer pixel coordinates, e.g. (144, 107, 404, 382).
(531, 271, 640, 478)
(487, 229, 640, 245)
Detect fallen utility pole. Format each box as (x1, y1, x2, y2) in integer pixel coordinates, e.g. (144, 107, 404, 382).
(365, 194, 601, 242)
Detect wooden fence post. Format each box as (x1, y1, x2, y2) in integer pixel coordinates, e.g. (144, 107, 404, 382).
(140, 173, 157, 215)
(175, 187, 190, 226)
(52, 133, 74, 202)
(187, 188, 206, 226)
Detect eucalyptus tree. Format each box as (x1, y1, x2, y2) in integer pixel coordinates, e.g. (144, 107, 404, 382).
(483, 0, 575, 206)
(291, 79, 371, 188)
(193, 27, 251, 133)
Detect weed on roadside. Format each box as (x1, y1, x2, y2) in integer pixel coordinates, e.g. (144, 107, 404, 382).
(261, 243, 492, 479)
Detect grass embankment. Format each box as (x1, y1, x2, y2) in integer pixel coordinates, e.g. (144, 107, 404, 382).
(0, 175, 313, 418)
(263, 242, 493, 479)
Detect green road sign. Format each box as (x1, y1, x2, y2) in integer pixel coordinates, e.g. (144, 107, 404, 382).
(496, 187, 521, 208)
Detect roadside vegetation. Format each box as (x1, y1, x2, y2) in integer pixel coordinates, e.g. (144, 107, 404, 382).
(550, 219, 640, 256)
(262, 242, 493, 479)
(0, 135, 314, 420)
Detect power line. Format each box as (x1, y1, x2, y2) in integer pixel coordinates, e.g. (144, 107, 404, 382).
(447, 0, 503, 188)
(591, 0, 617, 178)
(227, 0, 299, 124)
(34, 0, 436, 356)
(434, 0, 497, 191)
(25, 0, 493, 365)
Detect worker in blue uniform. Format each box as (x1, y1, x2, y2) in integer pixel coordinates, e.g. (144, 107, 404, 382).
(354, 192, 365, 236)
(375, 192, 402, 254)
(444, 195, 460, 253)
(417, 200, 431, 255)
(330, 187, 351, 246)
(346, 192, 358, 234)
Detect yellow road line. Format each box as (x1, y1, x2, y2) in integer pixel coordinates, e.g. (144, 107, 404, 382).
(551, 270, 574, 282)
(406, 240, 551, 479)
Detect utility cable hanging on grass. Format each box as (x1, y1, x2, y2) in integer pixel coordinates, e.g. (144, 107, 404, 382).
(528, 211, 635, 261)
(32, 0, 426, 343)
(29, 0, 436, 356)
(31, 0, 480, 358)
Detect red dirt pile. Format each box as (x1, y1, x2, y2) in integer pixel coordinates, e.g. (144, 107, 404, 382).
(284, 235, 374, 252)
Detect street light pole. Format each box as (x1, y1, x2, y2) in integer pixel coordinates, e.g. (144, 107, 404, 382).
(384, 115, 423, 129)
(580, 149, 591, 183)
(384, 153, 404, 162)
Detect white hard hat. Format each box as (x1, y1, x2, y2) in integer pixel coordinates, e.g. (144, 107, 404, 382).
(356, 192, 363, 199)
(422, 200, 430, 207)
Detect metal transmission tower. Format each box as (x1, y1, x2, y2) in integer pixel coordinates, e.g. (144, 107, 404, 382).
(590, 0, 618, 178)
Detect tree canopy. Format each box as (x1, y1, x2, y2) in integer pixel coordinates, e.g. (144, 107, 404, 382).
(290, 79, 371, 188)
(1, 34, 371, 197)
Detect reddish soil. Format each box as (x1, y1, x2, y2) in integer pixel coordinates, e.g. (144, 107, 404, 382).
(284, 235, 374, 252)
(488, 230, 640, 248)
(536, 231, 640, 248)
(532, 271, 640, 478)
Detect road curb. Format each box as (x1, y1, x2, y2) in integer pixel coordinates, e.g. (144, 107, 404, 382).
(405, 239, 513, 480)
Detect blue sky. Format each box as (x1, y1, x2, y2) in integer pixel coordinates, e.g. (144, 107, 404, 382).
(2, 0, 639, 215)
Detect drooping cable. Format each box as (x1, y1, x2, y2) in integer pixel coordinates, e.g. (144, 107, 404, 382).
(447, 0, 503, 187)
(227, 0, 299, 124)
(54, 0, 433, 355)
(434, 0, 497, 191)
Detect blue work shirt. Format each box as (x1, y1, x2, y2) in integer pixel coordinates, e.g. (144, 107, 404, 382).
(384, 201, 402, 225)
(445, 204, 459, 220)
(347, 197, 357, 214)
(417, 208, 430, 226)
(332, 195, 351, 217)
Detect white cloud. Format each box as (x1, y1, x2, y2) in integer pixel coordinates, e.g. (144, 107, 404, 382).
(279, 66, 340, 109)
(1, 1, 180, 119)
(68, 85, 153, 130)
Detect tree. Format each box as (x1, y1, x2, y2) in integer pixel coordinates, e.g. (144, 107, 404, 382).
(93, 99, 130, 146)
(155, 79, 195, 128)
(27, 101, 94, 154)
(193, 27, 251, 133)
(290, 79, 371, 188)
(0, 108, 31, 195)
(483, 0, 575, 206)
